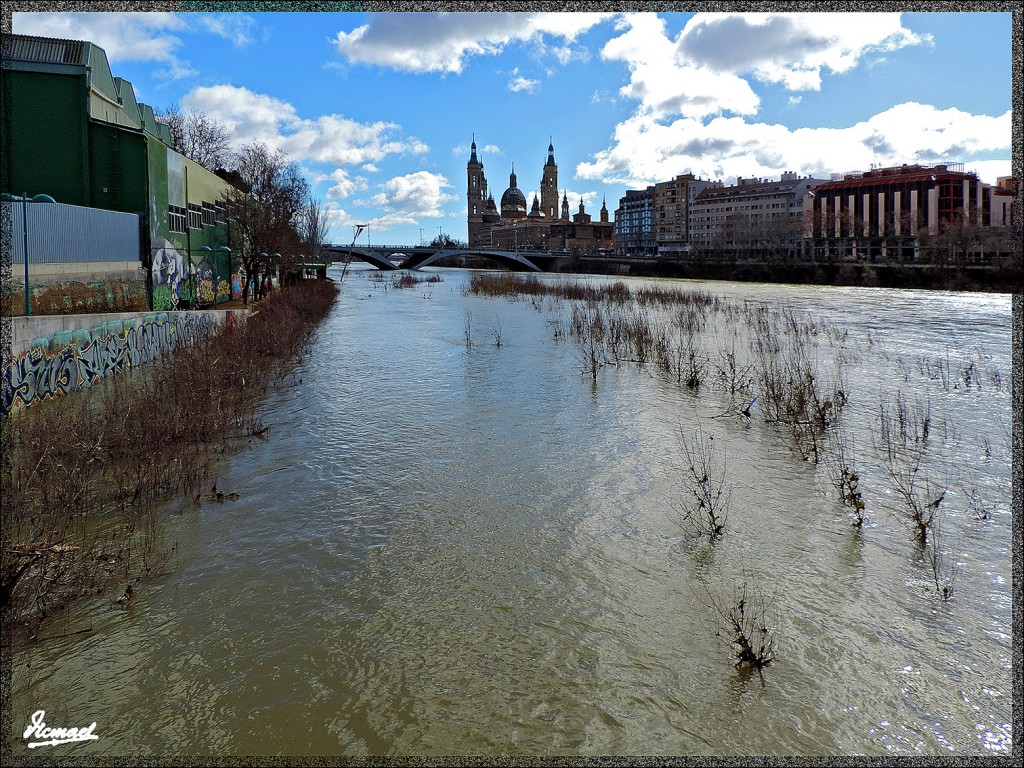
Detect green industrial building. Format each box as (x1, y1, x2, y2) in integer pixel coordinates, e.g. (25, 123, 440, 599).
(2, 33, 240, 310)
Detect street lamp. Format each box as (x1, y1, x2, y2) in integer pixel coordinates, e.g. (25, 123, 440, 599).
(200, 245, 232, 308)
(3, 192, 56, 316)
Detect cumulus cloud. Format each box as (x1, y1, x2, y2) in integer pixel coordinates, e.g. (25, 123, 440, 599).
(677, 12, 931, 91)
(508, 69, 540, 93)
(600, 14, 760, 120)
(333, 12, 612, 74)
(13, 11, 194, 78)
(452, 142, 502, 158)
(181, 85, 428, 166)
(577, 104, 1011, 186)
(366, 171, 457, 218)
(12, 11, 260, 80)
(196, 14, 260, 48)
(323, 169, 369, 200)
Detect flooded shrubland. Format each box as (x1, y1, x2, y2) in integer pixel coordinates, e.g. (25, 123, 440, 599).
(9, 267, 1012, 756)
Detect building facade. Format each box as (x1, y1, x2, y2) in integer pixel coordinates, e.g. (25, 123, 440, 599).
(805, 163, 1016, 261)
(688, 172, 826, 253)
(614, 187, 656, 258)
(2, 33, 242, 309)
(653, 174, 717, 258)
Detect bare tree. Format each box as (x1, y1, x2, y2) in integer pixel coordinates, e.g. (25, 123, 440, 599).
(222, 142, 310, 304)
(156, 104, 233, 170)
(298, 196, 331, 266)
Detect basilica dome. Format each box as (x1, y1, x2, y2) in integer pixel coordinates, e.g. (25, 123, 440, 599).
(500, 166, 527, 220)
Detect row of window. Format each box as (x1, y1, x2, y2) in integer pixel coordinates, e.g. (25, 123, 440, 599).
(167, 201, 229, 234)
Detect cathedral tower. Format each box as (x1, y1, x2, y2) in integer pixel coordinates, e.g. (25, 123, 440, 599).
(467, 135, 487, 247)
(541, 138, 559, 220)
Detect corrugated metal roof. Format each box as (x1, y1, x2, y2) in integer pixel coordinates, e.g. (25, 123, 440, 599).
(2, 33, 88, 66)
(812, 172, 973, 192)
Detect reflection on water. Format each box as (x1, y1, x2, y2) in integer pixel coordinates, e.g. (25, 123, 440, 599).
(10, 268, 1013, 756)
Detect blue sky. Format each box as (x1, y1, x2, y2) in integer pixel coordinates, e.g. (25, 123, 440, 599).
(12, 9, 1014, 246)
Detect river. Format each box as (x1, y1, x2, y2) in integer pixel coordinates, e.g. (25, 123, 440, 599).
(9, 267, 1014, 757)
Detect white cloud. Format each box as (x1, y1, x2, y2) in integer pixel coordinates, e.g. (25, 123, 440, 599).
(362, 163, 379, 173)
(962, 160, 1013, 186)
(14, 12, 184, 61)
(600, 14, 760, 120)
(577, 104, 1011, 187)
(677, 12, 931, 91)
(181, 85, 428, 166)
(13, 11, 196, 80)
(323, 169, 369, 200)
(196, 14, 259, 48)
(366, 171, 457, 218)
(452, 142, 502, 158)
(12, 11, 260, 81)
(332, 12, 613, 74)
(508, 68, 540, 93)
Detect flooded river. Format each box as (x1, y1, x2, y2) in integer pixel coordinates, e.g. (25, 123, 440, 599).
(9, 267, 1014, 756)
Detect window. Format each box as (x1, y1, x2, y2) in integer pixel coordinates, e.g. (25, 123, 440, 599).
(188, 203, 202, 230)
(168, 205, 186, 234)
(202, 203, 216, 227)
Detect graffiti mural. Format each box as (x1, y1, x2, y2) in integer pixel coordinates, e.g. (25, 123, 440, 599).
(3, 313, 218, 413)
(151, 238, 201, 311)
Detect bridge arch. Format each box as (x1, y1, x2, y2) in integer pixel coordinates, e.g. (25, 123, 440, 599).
(402, 249, 541, 272)
(322, 245, 543, 272)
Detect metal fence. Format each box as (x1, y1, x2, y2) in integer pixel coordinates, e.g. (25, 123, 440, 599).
(5, 200, 140, 264)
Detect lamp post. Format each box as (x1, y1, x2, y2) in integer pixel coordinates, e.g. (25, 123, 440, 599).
(259, 252, 268, 301)
(219, 246, 232, 304)
(199, 245, 232, 308)
(3, 192, 56, 315)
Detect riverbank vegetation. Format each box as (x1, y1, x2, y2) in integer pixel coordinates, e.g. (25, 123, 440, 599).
(1, 279, 339, 643)
(465, 271, 1008, 663)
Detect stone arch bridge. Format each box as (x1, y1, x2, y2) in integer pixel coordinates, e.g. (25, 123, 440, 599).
(322, 244, 545, 272)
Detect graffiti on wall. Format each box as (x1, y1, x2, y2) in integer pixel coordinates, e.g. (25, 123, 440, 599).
(151, 238, 197, 311)
(151, 239, 242, 309)
(2, 313, 218, 413)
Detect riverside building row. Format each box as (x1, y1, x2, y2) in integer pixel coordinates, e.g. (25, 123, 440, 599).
(614, 165, 1016, 262)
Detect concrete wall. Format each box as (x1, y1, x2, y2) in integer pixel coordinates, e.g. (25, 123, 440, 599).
(3, 307, 251, 413)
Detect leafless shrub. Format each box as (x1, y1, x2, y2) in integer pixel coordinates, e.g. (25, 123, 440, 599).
(491, 313, 504, 347)
(959, 481, 993, 521)
(885, 452, 945, 545)
(715, 334, 755, 398)
(391, 272, 443, 289)
(463, 306, 474, 348)
(675, 425, 730, 539)
(697, 580, 777, 669)
(925, 518, 960, 601)
(823, 426, 866, 527)
(2, 281, 339, 641)
(874, 391, 947, 544)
